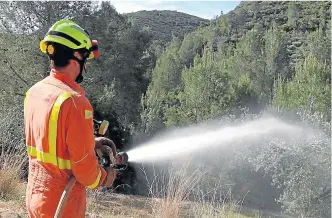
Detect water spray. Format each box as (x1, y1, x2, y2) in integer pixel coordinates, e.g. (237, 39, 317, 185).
(126, 116, 310, 163)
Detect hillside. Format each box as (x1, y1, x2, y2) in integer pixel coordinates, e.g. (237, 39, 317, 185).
(222, 1, 330, 38)
(215, 1, 331, 68)
(125, 10, 209, 43)
(139, 1, 331, 217)
(142, 0, 331, 133)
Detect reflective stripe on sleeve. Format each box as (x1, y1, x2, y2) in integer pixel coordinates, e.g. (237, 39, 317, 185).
(87, 169, 102, 189)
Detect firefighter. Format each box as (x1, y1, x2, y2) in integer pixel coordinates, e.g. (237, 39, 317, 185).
(24, 20, 116, 217)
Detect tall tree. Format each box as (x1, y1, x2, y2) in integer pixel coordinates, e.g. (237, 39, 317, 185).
(273, 54, 330, 121)
(264, 23, 290, 103)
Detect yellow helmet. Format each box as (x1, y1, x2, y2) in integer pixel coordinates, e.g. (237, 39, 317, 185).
(40, 20, 98, 60)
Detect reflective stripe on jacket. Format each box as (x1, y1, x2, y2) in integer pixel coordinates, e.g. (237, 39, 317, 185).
(24, 70, 107, 218)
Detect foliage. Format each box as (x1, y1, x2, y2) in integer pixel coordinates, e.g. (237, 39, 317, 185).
(248, 111, 331, 217)
(0, 1, 97, 35)
(139, 1, 331, 217)
(273, 55, 331, 121)
(141, 1, 331, 134)
(164, 50, 235, 126)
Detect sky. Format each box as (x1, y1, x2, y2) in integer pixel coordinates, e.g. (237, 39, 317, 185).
(108, 1, 241, 19)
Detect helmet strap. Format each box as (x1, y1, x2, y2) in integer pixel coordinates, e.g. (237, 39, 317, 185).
(47, 44, 89, 84)
(71, 55, 88, 84)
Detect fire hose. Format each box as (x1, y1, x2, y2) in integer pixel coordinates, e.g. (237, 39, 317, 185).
(54, 119, 128, 218)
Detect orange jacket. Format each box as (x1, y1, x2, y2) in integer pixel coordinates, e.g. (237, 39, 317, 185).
(24, 70, 107, 218)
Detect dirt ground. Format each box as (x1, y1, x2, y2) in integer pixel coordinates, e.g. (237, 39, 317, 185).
(0, 191, 290, 218)
(0, 193, 155, 218)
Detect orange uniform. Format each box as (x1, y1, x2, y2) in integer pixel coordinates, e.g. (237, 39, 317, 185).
(24, 70, 107, 218)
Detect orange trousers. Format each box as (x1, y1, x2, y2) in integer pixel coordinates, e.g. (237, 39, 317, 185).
(26, 162, 86, 218)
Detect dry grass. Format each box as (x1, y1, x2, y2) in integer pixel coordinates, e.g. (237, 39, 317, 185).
(86, 189, 153, 218)
(189, 201, 261, 218)
(0, 131, 28, 217)
(144, 161, 204, 218)
(187, 176, 260, 218)
(139, 160, 259, 218)
(0, 169, 22, 200)
(0, 136, 27, 201)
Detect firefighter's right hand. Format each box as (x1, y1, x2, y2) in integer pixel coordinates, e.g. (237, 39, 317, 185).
(102, 167, 116, 187)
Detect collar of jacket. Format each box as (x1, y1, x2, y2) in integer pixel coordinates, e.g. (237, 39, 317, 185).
(50, 69, 86, 96)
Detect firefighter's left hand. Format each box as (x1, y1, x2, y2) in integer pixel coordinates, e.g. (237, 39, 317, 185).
(102, 167, 117, 187)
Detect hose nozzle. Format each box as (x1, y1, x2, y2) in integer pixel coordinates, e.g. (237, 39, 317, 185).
(116, 152, 128, 165)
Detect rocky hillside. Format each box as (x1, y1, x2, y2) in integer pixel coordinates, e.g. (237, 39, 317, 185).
(222, 1, 330, 38)
(125, 10, 209, 43)
(217, 1, 331, 67)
